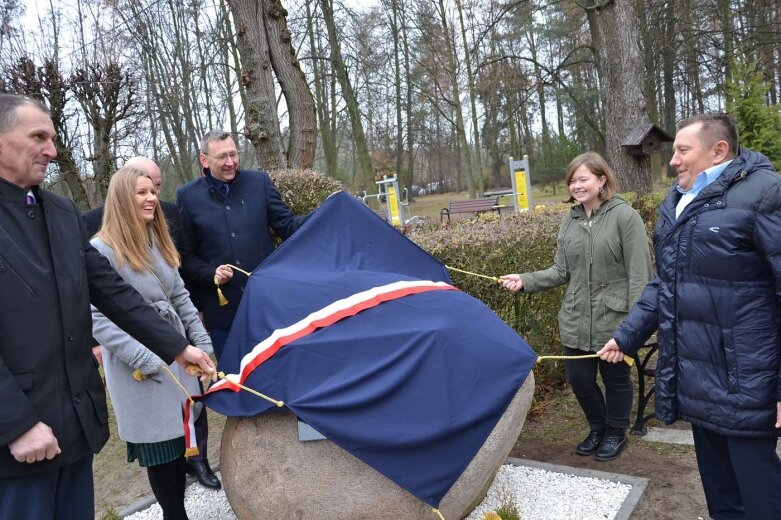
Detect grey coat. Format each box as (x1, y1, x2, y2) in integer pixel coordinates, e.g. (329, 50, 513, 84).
(91, 237, 213, 443)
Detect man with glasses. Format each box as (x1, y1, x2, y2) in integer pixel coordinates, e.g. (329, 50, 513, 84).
(176, 130, 310, 361)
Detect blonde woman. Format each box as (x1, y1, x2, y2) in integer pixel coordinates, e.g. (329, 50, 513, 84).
(91, 167, 213, 520)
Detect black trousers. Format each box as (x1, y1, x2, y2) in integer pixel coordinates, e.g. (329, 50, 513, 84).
(0, 453, 93, 519)
(692, 425, 781, 520)
(563, 346, 632, 430)
(147, 456, 189, 520)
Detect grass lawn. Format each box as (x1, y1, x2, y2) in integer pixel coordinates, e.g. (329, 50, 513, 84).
(405, 185, 569, 223)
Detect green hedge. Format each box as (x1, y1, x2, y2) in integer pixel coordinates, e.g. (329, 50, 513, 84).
(410, 210, 570, 386)
(270, 168, 344, 215)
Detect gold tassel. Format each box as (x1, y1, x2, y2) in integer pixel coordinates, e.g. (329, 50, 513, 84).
(132, 369, 147, 382)
(185, 447, 200, 458)
(216, 275, 229, 306)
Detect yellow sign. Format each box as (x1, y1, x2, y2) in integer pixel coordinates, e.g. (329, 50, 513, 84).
(514, 169, 530, 211)
(387, 185, 401, 226)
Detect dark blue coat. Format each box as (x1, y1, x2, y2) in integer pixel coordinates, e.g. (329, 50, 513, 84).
(614, 149, 781, 438)
(176, 169, 309, 329)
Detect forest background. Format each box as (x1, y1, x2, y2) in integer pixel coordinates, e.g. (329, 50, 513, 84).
(1, 0, 780, 209)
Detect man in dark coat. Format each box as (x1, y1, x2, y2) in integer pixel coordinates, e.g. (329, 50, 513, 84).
(0, 94, 216, 519)
(82, 157, 221, 490)
(176, 130, 310, 359)
(599, 113, 781, 519)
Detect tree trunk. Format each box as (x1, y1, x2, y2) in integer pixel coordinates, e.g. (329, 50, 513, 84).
(305, 0, 337, 176)
(319, 0, 374, 190)
(456, 0, 483, 195)
(434, 0, 475, 197)
(263, 0, 316, 169)
(229, 0, 286, 169)
(585, 0, 652, 195)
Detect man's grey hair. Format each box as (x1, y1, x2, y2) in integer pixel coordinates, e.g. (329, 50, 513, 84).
(0, 93, 49, 133)
(199, 130, 233, 154)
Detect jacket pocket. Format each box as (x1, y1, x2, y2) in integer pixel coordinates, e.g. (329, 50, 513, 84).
(0, 255, 36, 296)
(12, 370, 33, 392)
(604, 293, 628, 312)
(84, 388, 108, 427)
(722, 330, 739, 394)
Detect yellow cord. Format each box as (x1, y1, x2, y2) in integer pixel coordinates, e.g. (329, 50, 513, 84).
(134, 364, 285, 407)
(537, 353, 635, 366)
(445, 265, 501, 283)
(432, 508, 445, 520)
(215, 371, 285, 408)
(224, 264, 252, 276)
(215, 264, 253, 306)
(184, 364, 285, 408)
(160, 364, 197, 404)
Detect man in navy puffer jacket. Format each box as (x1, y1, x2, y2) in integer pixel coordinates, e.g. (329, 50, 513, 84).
(599, 113, 781, 519)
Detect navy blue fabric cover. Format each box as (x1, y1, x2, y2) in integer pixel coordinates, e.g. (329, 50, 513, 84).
(200, 192, 537, 506)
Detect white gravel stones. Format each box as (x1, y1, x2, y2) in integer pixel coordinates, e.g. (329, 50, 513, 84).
(465, 464, 632, 520)
(124, 472, 236, 520)
(125, 465, 632, 520)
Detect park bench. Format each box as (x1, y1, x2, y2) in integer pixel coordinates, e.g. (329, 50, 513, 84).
(440, 196, 500, 223)
(373, 208, 389, 222)
(630, 334, 659, 435)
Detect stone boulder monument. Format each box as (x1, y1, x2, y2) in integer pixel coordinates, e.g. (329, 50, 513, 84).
(220, 372, 535, 520)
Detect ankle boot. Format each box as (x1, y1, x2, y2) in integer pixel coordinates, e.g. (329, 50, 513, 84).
(575, 429, 605, 456)
(595, 427, 627, 461)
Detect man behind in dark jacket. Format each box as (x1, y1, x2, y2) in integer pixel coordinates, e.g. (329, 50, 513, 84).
(0, 94, 216, 519)
(176, 130, 310, 359)
(599, 113, 781, 519)
(83, 157, 221, 490)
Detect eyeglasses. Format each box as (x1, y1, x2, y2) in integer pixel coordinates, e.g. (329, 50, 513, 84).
(203, 151, 239, 163)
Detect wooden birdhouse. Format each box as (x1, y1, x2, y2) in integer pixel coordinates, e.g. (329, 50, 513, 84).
(621, 123, 673, 156)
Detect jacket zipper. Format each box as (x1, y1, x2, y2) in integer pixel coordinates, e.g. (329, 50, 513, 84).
(684, 216, 697, 271)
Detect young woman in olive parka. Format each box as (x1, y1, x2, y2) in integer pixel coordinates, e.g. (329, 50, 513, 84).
(501, 152, 652, 461)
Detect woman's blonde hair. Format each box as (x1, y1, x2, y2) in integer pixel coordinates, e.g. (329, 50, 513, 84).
(562, 151, 620, 204)
(98, 167, 180, 271)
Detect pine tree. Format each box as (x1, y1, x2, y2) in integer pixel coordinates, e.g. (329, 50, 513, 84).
(726, 59, 781, 170)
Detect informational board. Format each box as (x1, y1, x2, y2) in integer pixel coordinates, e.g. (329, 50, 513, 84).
(376, 176, 404, 226)
(509, 155, 533, 212)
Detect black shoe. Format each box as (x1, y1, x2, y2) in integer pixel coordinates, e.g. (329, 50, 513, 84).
(186, 460, 221, 489)
(595, 427, 627, 461)
(575, 429, 605, 456)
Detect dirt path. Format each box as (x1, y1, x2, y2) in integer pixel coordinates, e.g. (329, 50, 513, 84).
(510, 388, 709, 520)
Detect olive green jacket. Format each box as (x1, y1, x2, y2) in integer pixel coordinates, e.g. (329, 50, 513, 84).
(520, 196, 652, 351)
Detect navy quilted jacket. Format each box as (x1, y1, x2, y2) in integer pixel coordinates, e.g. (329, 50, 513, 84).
(614, 149, 781, 437)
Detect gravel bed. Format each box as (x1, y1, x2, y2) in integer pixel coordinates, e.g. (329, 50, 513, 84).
(465, 464, 632, 520)
(124, 472, 235, 520)
(125, 464, 631, 520)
